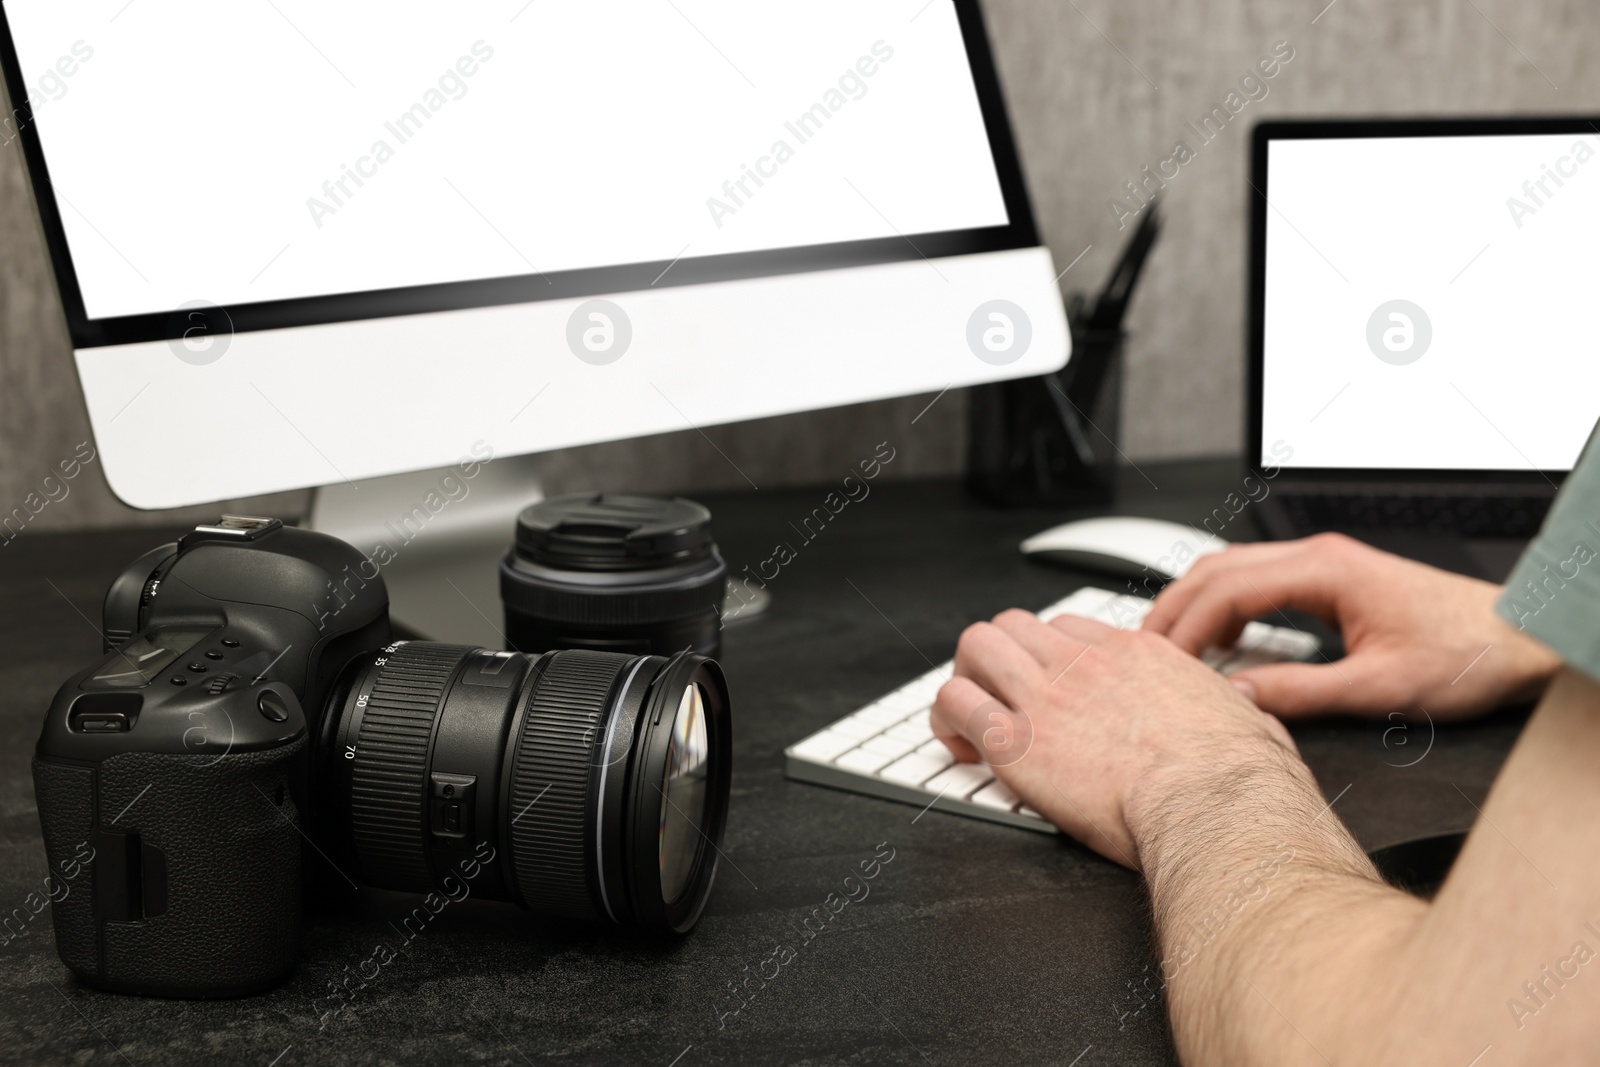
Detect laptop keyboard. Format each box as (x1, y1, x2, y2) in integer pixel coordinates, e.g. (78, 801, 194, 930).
(784, 587, 1322, 833)
(1279, 490, 1552, 539)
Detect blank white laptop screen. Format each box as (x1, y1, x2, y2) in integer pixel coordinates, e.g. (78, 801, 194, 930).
(5, 0, 1008, 320)
(1261, 133, 1600, 472)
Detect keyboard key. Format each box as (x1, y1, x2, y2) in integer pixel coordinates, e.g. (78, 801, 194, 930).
(887, 718, 934, 743)
(835, 747, 897, 774)
(924, 762, 995, 801)
(880, 751, 954, 787)
(1039, 587, 1116, 621)
(790, 730, 859, 763)
(1018, 805, 1046, 821)
(861, 734, 916, 759)
(878, 686, 932, 713)
(1234, 621, 1277, 651)
(1239, 623, 1319, 659)
(917, 737, 951, 758)
(831, 716, 883, 739)
(1043, 587, 1151, 628)
(846, 703, 909, 729)
(970, 779, 1020, 811)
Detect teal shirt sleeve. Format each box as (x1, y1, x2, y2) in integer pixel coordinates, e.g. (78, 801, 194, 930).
(1496, 426, 1600, 681)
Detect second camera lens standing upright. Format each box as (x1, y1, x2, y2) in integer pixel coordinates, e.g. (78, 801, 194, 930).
(500, 494, 728, 658)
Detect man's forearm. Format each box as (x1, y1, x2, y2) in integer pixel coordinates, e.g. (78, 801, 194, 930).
(1127, 738, 1427, 1066)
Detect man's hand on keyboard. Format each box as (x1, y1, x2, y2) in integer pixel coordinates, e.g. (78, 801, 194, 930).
(930, 609, 1296, 869)
(1140, 532, 1560, 720)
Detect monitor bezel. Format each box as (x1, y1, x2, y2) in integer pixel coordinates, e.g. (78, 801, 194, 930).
(1248, 116, 1597, 487)
(0, 0, 1041, 350)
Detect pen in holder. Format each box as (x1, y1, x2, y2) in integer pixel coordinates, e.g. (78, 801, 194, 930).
(966, 201, 1161, 508)
(966, 296, 1125, 507)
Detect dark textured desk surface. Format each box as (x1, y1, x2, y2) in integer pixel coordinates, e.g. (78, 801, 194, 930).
(0, 463, 1524, 1066)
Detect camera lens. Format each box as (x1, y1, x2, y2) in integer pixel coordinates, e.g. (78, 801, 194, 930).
(500, 494, 728, 658)
(316, 642, 731, 932)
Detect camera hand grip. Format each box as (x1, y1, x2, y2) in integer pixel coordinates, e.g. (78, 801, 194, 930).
(34, 737, 306, 997)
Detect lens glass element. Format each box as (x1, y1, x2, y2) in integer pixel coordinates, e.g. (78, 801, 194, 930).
(659, 683, 710, 902)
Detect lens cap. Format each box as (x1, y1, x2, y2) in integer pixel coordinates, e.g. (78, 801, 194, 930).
(515, 494, 715, 572)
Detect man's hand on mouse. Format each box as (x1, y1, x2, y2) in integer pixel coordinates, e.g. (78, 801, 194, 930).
(930, 609, 1297, 869)
(1141, 532, 1561, 721)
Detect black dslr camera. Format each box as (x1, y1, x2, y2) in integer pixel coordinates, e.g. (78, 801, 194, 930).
(34, 517, 732, 998)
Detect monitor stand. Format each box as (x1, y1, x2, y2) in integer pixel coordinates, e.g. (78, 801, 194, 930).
(307, 455, 546, 647)
(307, 458, 768, 649)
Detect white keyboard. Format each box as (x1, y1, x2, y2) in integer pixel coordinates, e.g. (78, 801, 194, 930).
(784, 587, 1321, 833)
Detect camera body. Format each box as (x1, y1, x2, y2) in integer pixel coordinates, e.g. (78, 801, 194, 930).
(33, 517, 389, 996)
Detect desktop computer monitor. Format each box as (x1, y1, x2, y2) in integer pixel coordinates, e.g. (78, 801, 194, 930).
(0, 0, 1069, 514)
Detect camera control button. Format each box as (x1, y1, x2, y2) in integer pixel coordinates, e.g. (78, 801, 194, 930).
(221, 638, 240, 648)
(205, 650, 224, 660)
(169, 676, 187, 686)
(187, 662, 207, 673)
(257, 691, 290, 723)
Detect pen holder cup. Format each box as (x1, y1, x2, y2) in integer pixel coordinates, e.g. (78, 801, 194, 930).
(966, 313, 1125, 507)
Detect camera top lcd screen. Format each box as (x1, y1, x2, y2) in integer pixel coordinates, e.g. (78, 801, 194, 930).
(84, 629, 211, 689)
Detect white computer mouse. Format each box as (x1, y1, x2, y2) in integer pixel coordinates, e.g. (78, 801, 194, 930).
(1020, 516, 1227, 581)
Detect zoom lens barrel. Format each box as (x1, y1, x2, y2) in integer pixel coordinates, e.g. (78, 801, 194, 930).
(318, 642, 730, 932)
(346, 642, 472, 892)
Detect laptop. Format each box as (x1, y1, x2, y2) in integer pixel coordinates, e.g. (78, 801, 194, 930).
(1247, 118, 1600, 579)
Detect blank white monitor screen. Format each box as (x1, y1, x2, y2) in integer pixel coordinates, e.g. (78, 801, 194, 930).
(1262, 133, 1600, 472)
(6, 0, 1008, 320)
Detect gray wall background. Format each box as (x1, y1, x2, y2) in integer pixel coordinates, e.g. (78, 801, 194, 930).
(1, 0, 1593, 530)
